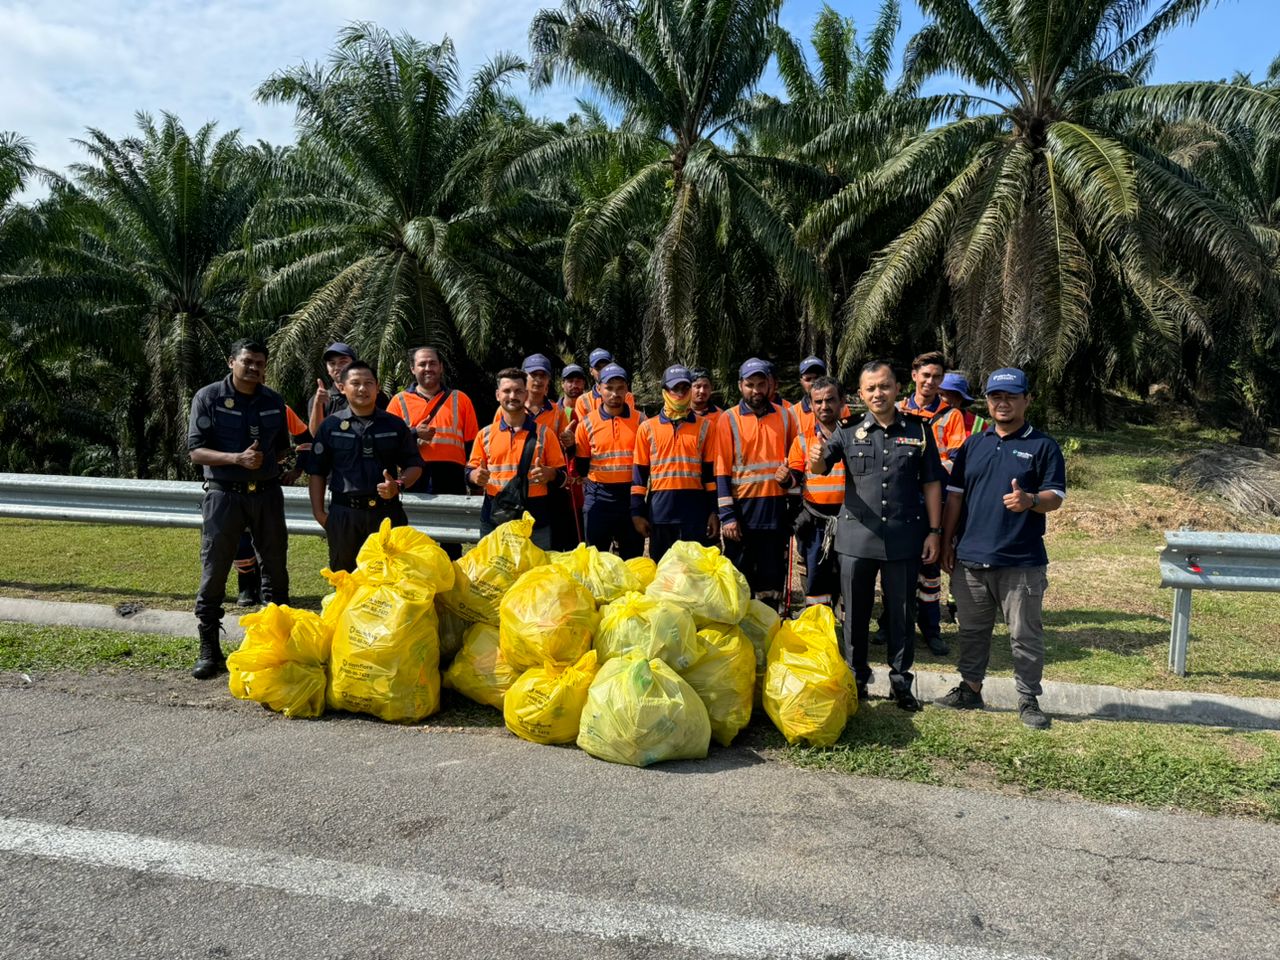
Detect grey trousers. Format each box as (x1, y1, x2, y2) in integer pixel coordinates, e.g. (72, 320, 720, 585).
(196, 486, 288, 630)
(952, 564, 1047, 697)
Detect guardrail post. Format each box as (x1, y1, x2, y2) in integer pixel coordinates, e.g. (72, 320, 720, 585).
(1168, 588, 1191, 677)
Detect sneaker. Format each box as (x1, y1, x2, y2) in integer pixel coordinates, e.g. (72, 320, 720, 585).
(1019, 696, 1051, 729)
(934, 683, 984, 710)
(924, 634, 950, 656)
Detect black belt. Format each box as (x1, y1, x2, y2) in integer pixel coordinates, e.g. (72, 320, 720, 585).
(204, 479, 279, 494)
(330, 491, 399, 510)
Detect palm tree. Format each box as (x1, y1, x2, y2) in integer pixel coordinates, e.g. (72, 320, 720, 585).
(804, 0, 1280, 390)
(513, 0, 831, 372)
(240, 24, 566, 390)
(0, 114, 259, 476)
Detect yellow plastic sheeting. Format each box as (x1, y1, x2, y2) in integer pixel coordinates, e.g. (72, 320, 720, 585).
(681, 624, 755, 747)
(624, 556, 657, 590)
(737, 599, 781, 706)
(763, 605, 857, 747)
(548, 544, 641, 604)
(326, 576, 442, 723)
(645, 541, 750, 627)
(499, 566, 599, 672)
(504, 651, 598, 744)
(443, 622, 518, 710)
(594, 592, 699, 670)
(577, 655, 711, 767)
(439, 513, 548, 624)
(228, 604, 329, 718)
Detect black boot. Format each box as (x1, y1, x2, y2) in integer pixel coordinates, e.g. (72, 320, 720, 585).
(236, 569, 261, 608)
(192, 625, 226, 680)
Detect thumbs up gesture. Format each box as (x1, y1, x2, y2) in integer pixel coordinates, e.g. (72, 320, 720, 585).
(377, 469, 400, 500)
(1003, 477, 1033, 513)
(314, 378, 329, 409)
(236, 439, 263, 470)
(806, 439, 825, 474)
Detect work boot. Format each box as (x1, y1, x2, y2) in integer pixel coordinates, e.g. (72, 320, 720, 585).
(924, 634, 950, 656)
(1018, 696, 1051, 730)
(889, 687, 923, 712)
(934, 683, 985, 710)
(236, 570, 261, 608)
(191, 625, 226, 680)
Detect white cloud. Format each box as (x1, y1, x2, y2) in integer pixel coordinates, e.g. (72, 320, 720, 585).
(0, 0, 580, 196)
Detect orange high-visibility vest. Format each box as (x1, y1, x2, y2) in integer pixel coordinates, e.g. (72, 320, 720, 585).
(575, 404, 643, 485)
(899, 397, 967, 468)
(632, 416, 714, 497)
(574, 385, 637, 422)
(713, 402, 796, 509)
(788, 429, 845, 507)
(391, 388, 479, 465)
(467, 418, 564, 499)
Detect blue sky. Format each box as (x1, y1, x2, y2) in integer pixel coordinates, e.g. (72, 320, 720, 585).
(1, 0, 1275, 192)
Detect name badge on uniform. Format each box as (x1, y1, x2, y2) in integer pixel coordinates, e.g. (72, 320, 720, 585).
(340, 420, 350, 431)
(894, 437, 925, 446)
(224, 398, 234, 409)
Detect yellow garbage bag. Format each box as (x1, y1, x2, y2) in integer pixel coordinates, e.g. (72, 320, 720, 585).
(228, 604, 329, 718)
(737, 599, 781, 705)
(499, 566, 599, 672)
(325, 572, 442, 723)
(549, 544, 641, 604)
(319, 568, 361, 634)
(763, 605, 857, 747)
(594, 591, 699, 670)
(443, 622, 518, 709)
(504, 651, 598, 744)
(577, 655, 711, 767)
(681, 624, 755, 746)
(645, 541, 750, 627)
(439, 513, 548, 624)
(625, 556, 657, 590)
(354, 518, 455, 591)
(436, 599, 469, 665)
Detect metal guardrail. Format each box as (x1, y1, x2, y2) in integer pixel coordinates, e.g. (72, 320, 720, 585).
(0, 473, 482, 544)
(1158, 530, 1280, 676)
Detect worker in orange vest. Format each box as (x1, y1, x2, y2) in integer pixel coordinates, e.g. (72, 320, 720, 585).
(631, 365, 719, 561)
(556, 363, 589, 548)
(689, 367, 723, 426)
(574, 348, 636, 421)
(575, 363, 645, 558)
(787, 375, 846, 608)
(467, 367, 566, 548)
(714, 357, 798, 611)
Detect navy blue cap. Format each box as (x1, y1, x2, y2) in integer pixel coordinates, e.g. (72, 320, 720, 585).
(940, 372, 974, 402)
(799, 355, 827, 375)
(589, 348, 613, 368)
(561, 363, 587, 380)
(598, 363, 628, 383)
(521, 353, 553, 375)
(739, 357, 770, 380)
(323, 342, 356, 360)
(984, 367, 1029, 395)
(689, 367, 711, 383)
(662, 364, 693, 388)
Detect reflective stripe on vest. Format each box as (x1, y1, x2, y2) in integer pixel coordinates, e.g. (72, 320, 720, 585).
(797, 432, 845, 505)
(646, 418, 709, 488)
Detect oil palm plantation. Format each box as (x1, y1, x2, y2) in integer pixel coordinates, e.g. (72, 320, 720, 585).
(804, 0, 1280, 389)
(514, 0, 830, 372)
(240, 24, 567, 389)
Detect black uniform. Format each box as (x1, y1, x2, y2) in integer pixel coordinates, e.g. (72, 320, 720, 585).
(310, 407, 424, 572)
(822, 410, 945, 694)
(187, 375, 292, 630)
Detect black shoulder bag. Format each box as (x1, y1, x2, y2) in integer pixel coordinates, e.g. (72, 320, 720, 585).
(488, 428, 539, 525)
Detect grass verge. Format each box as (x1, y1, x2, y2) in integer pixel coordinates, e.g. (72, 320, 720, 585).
(0, 621, 193, 671)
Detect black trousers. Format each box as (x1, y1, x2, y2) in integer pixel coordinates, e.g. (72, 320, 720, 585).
(326, 500, 408, 573)
(723, 527, 789, 607)
(196, 486, 288, 629)
(584, 501, 644, 559)
(648, 517, 711, 563)
(548, 487, 582, 551)
(840, 554, 920, 692)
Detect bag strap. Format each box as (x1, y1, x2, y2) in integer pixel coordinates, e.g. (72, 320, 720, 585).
(420, 390, 450, 428)
(516, 423, 539, 498)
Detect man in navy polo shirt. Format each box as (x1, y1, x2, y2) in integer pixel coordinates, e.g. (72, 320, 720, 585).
(936, 367, 1066, 729)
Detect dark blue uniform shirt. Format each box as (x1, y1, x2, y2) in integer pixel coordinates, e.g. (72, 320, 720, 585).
(947, 423, 1067, 568)
(187, 376, 290, 482)
(310, 408, 423, 495)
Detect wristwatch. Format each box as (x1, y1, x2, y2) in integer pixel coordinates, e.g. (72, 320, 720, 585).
(929, 527, 943, 535)
(1030, 493, 1040, 508)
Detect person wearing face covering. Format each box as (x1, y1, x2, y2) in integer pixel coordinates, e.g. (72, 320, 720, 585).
(631, 365, 719, 561)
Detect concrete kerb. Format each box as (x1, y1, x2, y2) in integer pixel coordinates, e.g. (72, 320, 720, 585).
(4, 596, 1279, 731)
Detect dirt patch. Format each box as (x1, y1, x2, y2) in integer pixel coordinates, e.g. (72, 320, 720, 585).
(2, 668, 240, 710)
(1173, 446, 1280, 518)
(1052, 484, 1266, 538)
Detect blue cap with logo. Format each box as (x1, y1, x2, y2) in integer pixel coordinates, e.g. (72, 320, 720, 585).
(799, 356, 827, 375)
(689, 367, 711, 383)
(599, 363, 628, 383)
(589, 348, 613, 368)
(323, 342, 356, 360)
(521, 353, 553, 375)
(739, 357, 771, 380)
(984, 367, 1029, 395)
(940, 372, 974, 402)
(561, 363, 587, 380)
(662, 364, 693, 388)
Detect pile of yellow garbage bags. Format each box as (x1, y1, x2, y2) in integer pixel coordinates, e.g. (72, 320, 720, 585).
(228, 513, 859, 763)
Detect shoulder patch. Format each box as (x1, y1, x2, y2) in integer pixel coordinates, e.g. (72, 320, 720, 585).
(312, 441, 324, 455)
(196, 415, 211, 430)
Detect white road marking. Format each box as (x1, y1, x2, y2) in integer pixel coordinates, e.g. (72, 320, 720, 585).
(0, 816, 1053, 960)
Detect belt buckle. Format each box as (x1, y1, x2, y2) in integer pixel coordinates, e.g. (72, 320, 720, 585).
(367, 498, 377, 508)
(248, 482, 257, 493)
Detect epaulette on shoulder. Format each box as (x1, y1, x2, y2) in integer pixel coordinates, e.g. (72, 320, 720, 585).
(837, 416, 856, 430)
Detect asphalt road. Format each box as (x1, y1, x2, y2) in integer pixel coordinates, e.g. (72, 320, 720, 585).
(0, 684, 1277, 960)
